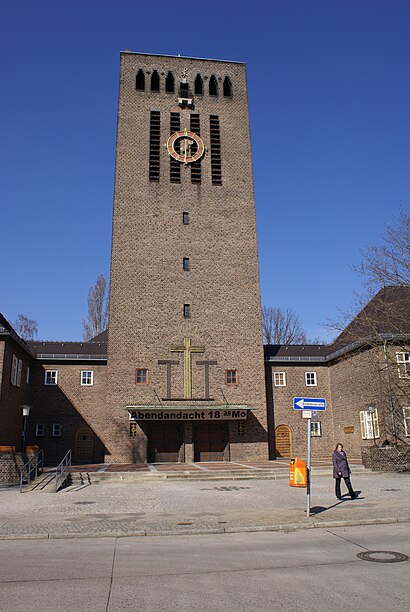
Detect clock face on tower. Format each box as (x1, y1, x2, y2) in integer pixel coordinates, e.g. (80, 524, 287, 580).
(166, 130, 206, 164)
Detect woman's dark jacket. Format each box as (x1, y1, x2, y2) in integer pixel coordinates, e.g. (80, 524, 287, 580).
(332, 450, 351, 479)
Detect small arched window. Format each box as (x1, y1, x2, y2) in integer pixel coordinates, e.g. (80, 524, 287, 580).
(209, 75, 218, 96)
(151, 70, 160, 92)
(136, 69, 145, 91)
(223, 77, 232, 97)
(165, 71, 174, 93)
(194, 74, 203, 95)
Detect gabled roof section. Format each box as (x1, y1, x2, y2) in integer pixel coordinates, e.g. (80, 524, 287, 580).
(89, 330, 108, 343)
(332, 285, 410, 350)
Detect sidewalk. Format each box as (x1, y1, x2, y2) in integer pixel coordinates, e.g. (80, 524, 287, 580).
(1, 466, 409, 540)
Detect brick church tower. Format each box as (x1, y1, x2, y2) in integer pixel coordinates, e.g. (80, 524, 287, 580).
(106, 52, 268, 463)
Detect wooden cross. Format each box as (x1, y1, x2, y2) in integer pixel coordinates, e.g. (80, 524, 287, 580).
(171, 337, 205, 399)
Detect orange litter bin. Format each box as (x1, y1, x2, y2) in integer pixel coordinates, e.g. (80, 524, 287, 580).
(289, 457, 308, 488)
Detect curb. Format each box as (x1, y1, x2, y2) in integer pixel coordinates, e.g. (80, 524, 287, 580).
(1, 515, 409, 541)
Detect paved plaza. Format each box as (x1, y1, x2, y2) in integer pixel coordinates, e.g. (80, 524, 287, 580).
(1, 465, 409, 539)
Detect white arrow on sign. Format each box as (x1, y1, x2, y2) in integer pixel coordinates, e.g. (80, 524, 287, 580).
(295, 399, 325, 409)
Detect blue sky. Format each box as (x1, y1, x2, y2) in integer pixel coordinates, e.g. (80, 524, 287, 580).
(1, 0, 409, 342)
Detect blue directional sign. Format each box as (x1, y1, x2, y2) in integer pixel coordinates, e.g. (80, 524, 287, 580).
(293, 397, 326, 411)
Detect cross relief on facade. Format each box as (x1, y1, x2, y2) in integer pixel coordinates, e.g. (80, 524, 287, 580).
(158, 337, 217, 400)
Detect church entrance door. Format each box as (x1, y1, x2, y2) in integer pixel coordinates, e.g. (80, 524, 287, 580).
(194, 422, 229, 462)
(147, 423, 183, 462)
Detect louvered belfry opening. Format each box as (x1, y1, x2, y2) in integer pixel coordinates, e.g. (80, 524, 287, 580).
(149, 110, 160, 181)
(209, 115, 222, 185)
(151, 70, 160, 92)
(136, 69, 145, 91)
(165, 71, 174, 93)
(190, 113, 201, 184)
(170, 112, 181, 183)
(194, 74, 203, 95)
(209, 75, 218, 96)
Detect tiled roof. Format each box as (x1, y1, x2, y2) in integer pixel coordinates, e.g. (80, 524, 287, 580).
(332, 285, 410, 349)
(264, 344, 331, 360)
(28, 339, 107, 360)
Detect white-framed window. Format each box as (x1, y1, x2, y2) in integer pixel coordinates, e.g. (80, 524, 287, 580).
(52, 423, 61, 437)
(305, 371, 317, 386)
(81, 370, 94, 386)
(274, 372, 286, 387)
(360, 409, 380, 440)
(403, 407, 410, 437)
(35, 423, 45, 437)
(11, 355, 22, 387)
(396, 352, 410, 379)
(310, 421, 322, 437)
(26, 366, 30, 384)
(44, 370, 58, 385)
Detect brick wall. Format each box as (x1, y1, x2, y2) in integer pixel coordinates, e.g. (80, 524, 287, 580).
(0, 338, 34, 448)
(31, 362, 107, 465)
(266, 363, 335, 459)
(0, 452, 25, 484)
(362, 445, 410, 471)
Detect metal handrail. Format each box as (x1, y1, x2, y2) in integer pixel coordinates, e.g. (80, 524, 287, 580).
(55, 449, 72, 492)
(19, 449, 44, 493)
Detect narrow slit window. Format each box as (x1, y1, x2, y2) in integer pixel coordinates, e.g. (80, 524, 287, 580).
(165, 71, 174, 93)
(183, 257, 190, 271)
(151, 70, 160, 91)
(183, 212, 190, 225)
(183, 304, 190, 319)
(136, 69, 145, 91)
(209, 75, 218, 96)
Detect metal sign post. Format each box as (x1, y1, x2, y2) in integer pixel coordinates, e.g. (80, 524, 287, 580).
(307, 417, 311, 517)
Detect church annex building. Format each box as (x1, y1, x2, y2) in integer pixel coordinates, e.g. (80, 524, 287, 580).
(1, 53, 409, 473)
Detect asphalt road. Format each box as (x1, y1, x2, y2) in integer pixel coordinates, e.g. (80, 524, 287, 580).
(0, 522, 409, 611)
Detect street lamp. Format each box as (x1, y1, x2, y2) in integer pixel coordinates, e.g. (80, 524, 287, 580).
(368, 406, 376, 446)
(21, 404, 31, 453)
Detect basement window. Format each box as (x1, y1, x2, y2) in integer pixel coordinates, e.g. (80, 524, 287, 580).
(52, 423, 62, 437)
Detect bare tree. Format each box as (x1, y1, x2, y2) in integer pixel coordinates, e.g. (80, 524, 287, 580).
(262, 306, 307, 344)
(83, 274, 109, 341)
(14, 314, 38, 340)
(355, 207, 410, 290)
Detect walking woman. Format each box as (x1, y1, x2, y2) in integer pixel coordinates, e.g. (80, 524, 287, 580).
(332, 443, 357, 499)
